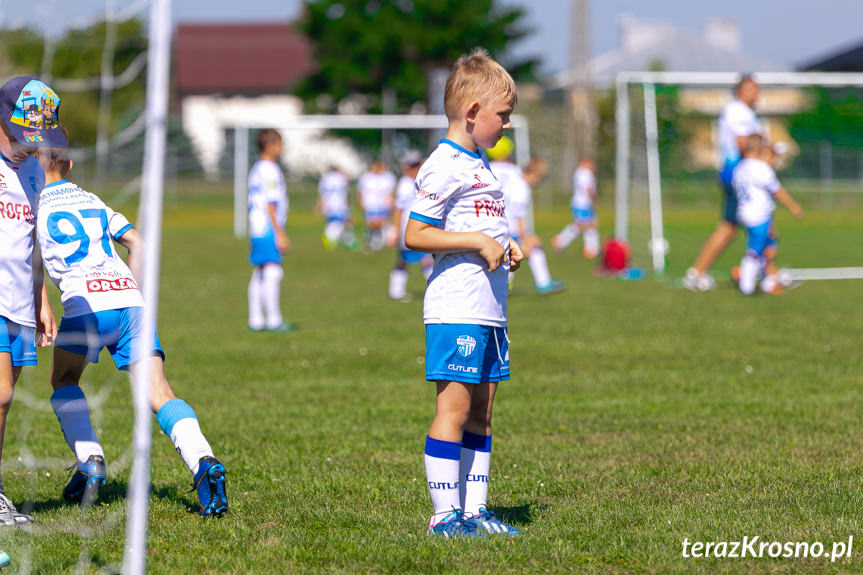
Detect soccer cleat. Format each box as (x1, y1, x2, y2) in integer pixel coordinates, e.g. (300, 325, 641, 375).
(0, 493, 32, 526)
(427, 510, 487, 538)
(550, 235, 564, 253)
(463, 508, 522, 536)
(535, 279, 565, 295)
(193, 456, 228, 518)
(683, 268, 716, 292)
(583, 248, 598, 260)
(266, 322, 293, 332)
(64, 455, 107, 506)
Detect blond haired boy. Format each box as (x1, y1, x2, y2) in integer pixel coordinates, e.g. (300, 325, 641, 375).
(404, 48, 524, 538)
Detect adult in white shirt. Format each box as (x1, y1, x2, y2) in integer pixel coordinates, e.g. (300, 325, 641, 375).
(684, 75, 761, 292)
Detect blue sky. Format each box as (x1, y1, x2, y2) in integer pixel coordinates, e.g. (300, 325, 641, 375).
(4, 0, 861, 73)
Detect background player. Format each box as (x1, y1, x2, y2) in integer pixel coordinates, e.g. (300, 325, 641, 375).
(0, 76, 65, 526)
(356, 158, 396, 252)
(732, 135, 803, 295)
(551, 156, 599, 259)
(317, 165, 357, 250)
(404, 48, 524, 538)
(486, 138, 562, 294)
(684, 75, 761, 291)
(247, 129, 291, 332)
(35, 136, 229, 516)
(388, 150, 433, 301)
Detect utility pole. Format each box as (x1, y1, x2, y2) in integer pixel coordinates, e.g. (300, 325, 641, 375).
(562, 0, 593, 188)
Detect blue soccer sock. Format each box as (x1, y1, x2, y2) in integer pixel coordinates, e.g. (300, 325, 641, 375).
(460, 431, 492, 517)
(157, 399, 214, 475)
(50, 386, 104, 463)
(424, 435, 462, 522)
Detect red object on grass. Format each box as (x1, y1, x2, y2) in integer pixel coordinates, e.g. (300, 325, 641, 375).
(602, 238, 630, 272)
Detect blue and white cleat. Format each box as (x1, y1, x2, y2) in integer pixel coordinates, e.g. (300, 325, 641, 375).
(463, 508, 522, 536)
(535, 279, 565, 295)
(427, 510, 487, 538)
(193, 456, 228, 518)
(64, 455, 107, 506)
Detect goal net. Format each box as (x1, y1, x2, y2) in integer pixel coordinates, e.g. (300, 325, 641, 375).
(615, 71, 863, 279)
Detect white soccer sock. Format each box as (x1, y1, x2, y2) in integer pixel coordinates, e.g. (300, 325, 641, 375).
(459, 432, 491, 517)
(261, 264, 284, 329)
(761, 274, 778, 293)
(324, 220, 343, 244)
(50, 386, 104, 463)
(528, 248, 552, 287)
(739, 254, 761, 295)
(157, 399, 214, 475)
(555, 223, 579, 249)
(584, 228, 600, 256)
(388, 268, 408, 300)
(248, 268, 265, 330)
(424, 436, 462, 521)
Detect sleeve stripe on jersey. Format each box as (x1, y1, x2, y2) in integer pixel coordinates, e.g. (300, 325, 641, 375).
(409, 212, 441, 226)
(113, 223, 134, 240)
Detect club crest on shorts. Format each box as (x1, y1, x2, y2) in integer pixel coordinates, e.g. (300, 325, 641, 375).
(456, 335, 476, 359)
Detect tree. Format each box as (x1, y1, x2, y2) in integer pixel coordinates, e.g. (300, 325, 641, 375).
(295, 0, 537, 113)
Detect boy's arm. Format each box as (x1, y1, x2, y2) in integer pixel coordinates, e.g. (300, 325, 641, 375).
(31, 233, 56, 347)
(116, 227, 144, 282)
(774, 188, 803, 219)
(267, 203, 290, 253)
(404, 218, 508, 272)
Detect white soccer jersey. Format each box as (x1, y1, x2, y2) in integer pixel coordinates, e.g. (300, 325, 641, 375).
(733, 158, 782, 228)
(37, 180, 144, 318)
(394, 174, 417, 249)
(719, 99, 760, 166)
(490, 161, 530, 237)
(248, 159, 288, 239)
(0, 156, 44, 327)
(410, 139, 509, 327)
(357, 170, 396, 214)
(318, 170, 350, 219)
(571, 166, 595, 210)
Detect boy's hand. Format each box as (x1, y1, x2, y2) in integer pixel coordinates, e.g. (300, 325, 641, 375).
(477, 234, 507, 272)
(791, 204, 804, 219)
(276, 229, 290, 253)
(508, 238, 524, 272)
(36, 307, 57, 348)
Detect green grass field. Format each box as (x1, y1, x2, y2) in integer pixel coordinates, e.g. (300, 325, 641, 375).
(1, 180, 862, 573)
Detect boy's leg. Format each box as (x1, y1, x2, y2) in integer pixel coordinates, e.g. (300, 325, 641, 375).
(50, 348, 103, 463)
(260, 263, 285, 330)
(583, 225, 600, 259)
(388, 261, 409, 301)
(551, 222, 579, 251)
(248, 267, 265, 331)
(460, 381, 496, 516)
(426, 381, 471, 528)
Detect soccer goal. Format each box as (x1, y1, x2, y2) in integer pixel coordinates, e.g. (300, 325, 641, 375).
(615, 70, 863, 279)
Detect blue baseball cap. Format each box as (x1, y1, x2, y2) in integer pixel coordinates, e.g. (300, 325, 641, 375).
(0, 76, 68, 148)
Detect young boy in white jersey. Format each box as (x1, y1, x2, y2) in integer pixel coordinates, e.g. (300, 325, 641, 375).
(486, 138, 563, 294)
(35, 133, 229, 516)
(317, 165, 357, 250)
(551, 156, 599, 258)
(0, 76, 64, 526)
(404, 48, 524, 538)
(388, 150, 433, 301)
(732, 134, 803, 295)
(357, 158, 396, 252)
(247, 129, 291, 332)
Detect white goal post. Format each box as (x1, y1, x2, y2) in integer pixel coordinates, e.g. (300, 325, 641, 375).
(614, 70, 863, 278)
(228, 114, 530, 238)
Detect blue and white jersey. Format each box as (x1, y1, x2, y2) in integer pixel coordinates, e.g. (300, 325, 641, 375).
(410, 139, 509, 327)
(357, 170, 396, 215)
(37, 180, 143, 318)
(394, 174, 418, 250)
(490, 160, 530, 237)
(248, 159, 288, 239)
(718, 99, 760, 180)
(571, 166, 595, 211)
(318, 170, 350, 219)
(733, 158, 782, 228)
(0, 155, 43, 327)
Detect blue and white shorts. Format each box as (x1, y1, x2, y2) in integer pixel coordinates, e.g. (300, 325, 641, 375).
(364, 209, 390, 225)
(0, 316, 37, 367)
(249, 233, 282, 266)
(745, 219, 777, 257)
(57, 308, 165, 371)
(399, 249, 430, 265)
(572, 206, 596, 225)
(425, 324, 509, 384)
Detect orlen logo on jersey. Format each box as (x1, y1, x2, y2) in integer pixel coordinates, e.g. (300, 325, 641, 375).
(0, 202, 34, 223)
(87, 277, 138, 293)
(474, 199, 505, 218)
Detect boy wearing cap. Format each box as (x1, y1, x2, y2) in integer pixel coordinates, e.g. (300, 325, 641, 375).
(0, 76, 66, 526)
(388, 150, 433, 301)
